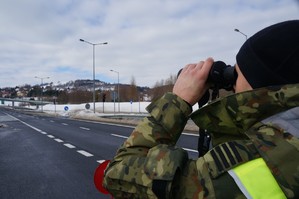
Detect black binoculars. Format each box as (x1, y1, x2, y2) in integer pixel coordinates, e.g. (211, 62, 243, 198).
(178, 61, 237, 91)
(208, 61, 237, 91)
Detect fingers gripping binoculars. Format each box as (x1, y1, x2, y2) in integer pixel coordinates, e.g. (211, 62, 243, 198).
(178, 61, 237, 102)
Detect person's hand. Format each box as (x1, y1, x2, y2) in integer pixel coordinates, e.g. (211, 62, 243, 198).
(173, 57, 214, 106)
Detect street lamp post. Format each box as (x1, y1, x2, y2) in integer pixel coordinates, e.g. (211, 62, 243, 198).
(234, 28, 247, 40)
(110, 69, 120, 113)
(79, 39, 108, 113)
(34, 76, 50, 112)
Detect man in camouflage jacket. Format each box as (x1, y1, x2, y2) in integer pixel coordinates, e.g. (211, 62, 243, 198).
(103, 20, 299, 198)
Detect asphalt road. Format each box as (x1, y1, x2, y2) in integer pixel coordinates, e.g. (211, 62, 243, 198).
(0, 107, 199, 199)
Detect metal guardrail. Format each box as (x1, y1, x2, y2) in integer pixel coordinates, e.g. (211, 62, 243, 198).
(0, 97, 51, 106)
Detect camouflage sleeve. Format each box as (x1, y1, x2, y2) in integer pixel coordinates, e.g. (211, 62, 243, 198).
(131, 92, 192, 146)
(103, 92, 192, 198)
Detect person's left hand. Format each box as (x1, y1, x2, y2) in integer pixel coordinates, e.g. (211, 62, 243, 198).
(173, 57, 213, 106)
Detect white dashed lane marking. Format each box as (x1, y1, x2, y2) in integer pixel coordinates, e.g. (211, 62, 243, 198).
(54, 139, 64, 143)
(80, 127, 90, 131)
(64, 143, 76, 149)
(4, 113, 117, 163)
(47, 135, 55, 138)
(77, 150, 93, 157)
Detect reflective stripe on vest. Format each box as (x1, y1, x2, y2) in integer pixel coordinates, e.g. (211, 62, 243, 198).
(228, 158, 286, 199)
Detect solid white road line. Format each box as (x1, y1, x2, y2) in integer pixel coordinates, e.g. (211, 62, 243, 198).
(77, 150, 93, 157)
(182, 147, 198, 153)
(111, 133, 198, 153)
(111, 133, 128, 139)
(6, 112, 195, 161)
(4, 113, 104, 160)
(182, 132, 199, 136)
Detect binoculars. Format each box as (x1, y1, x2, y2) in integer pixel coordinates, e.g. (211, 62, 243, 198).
(208, 61, 237, 91)
(178, 61, 237, 91)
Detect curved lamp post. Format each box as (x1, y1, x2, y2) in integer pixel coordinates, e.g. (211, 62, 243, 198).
(79, 39, 108, 113)
(234, 28, 247, 40)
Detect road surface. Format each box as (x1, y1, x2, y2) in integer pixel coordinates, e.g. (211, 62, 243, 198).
(0, 107, 199, 198)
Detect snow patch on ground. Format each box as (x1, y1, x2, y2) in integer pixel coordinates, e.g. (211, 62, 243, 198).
(1, 101, 199, 132)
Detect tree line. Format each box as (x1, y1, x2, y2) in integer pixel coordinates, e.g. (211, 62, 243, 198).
(2, 75, 177, 104)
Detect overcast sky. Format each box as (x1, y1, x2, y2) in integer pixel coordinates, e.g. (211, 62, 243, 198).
(0, 0, 298, 88)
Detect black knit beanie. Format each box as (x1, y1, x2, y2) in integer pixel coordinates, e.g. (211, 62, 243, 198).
(236, 20, 299, 89)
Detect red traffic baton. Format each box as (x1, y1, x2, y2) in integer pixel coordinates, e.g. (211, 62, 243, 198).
(94, 160, 111, 195)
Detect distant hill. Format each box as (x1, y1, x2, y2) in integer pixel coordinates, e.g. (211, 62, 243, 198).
(0, 79, 151, 100)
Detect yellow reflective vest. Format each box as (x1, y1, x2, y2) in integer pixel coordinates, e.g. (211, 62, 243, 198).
(228, 158, 286, 199)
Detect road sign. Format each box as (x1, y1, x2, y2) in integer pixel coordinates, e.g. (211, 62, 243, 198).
(64, 106, 69, 111)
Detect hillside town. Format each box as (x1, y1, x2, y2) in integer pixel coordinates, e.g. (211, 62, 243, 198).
(0, 78, 174, 105)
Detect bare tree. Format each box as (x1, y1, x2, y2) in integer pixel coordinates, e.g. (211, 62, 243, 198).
(150, 74, 176, 100)
(68, 90, 92, 104)
(129, 76, 138, 101)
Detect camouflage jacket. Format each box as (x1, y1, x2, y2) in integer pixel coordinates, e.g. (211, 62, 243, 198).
(103, 84, 299, 198)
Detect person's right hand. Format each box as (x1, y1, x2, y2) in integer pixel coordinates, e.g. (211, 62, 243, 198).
(173, 57, 214, 106)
